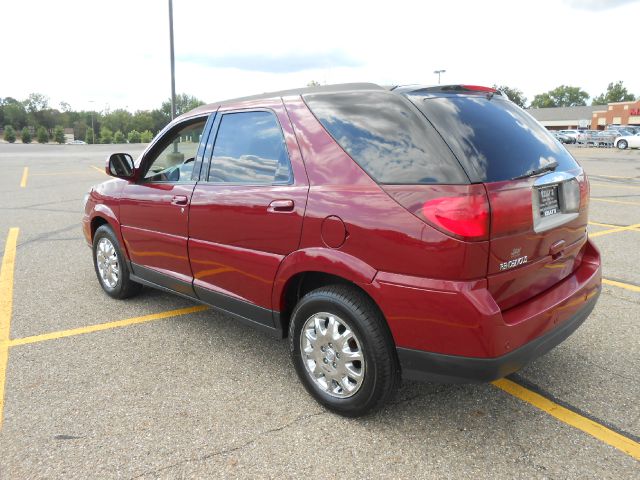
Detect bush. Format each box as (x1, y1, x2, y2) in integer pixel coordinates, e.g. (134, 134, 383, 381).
(53, 125, 65, 144)
(3, 125, 16, 143)
(140, 130, 153, 143)
(114, 130, 126, 144)
(21, 127, 32, 144)
(127, 129, 141, 143)
(36, 126, 49, 144)
(100, 126, 113, 144)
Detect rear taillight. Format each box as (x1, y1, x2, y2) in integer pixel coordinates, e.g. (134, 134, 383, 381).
(422, 194, 490, 241)
(382, 184, 490, 242)
(578, 172, 589, 209)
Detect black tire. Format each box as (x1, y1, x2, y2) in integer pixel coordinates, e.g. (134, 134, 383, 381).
(617, 140, 628, 150)
(289, 285, 399, 417)
(92, 225, 142, 299)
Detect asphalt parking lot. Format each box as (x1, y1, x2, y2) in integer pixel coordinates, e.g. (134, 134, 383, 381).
(0, 143, 638, 479)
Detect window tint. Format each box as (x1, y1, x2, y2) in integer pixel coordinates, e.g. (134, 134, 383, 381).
(406, 93, 581, 183)
(303, 91, 468, 184)
(143, 120, 206, 182)
(208, 111, 292, 184)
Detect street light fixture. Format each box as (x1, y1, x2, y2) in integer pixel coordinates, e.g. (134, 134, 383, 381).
(434, 69, 446, 85)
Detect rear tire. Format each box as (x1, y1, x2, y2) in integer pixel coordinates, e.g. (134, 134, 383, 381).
(617, 140, 628, 150)
(92, 225, 141, 299)
(289, 285, 399, 417)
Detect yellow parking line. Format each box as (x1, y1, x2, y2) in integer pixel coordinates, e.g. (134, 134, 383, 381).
(595, 175, 636, 180)
(588, 221, 618, 228)
(602, 278, 640, 293)
(0, 228, 19, 429)
(90, 165, 107, 175)
(589, 223, 640, 238)
(19, 168, 28, 188)
(493, 378, 640, 460)
(591, 197, 640, 206)
(8, 305, 209, 348)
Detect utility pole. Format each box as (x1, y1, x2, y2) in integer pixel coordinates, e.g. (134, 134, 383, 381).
(89, 100, 95, 144)
(168, 0, 176, 120)
(434, 69, 446, 85)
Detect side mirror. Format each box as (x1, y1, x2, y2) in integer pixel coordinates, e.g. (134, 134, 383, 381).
(107, 153, 135, 178)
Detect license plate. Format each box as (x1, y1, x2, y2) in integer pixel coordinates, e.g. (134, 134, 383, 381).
(538, 185, 559, 217)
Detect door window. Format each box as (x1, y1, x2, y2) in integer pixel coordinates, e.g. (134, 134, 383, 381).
(143, 119, 206, 182)
(207, 111, 292, 184)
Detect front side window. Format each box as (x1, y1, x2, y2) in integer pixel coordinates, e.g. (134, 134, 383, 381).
(207, 111, 292, 184)
(143, 120, 206, 182)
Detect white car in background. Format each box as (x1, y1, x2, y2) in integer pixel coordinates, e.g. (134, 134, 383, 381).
(615, 132, 640, 149)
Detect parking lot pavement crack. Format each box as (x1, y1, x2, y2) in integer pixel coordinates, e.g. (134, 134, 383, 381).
(128, 410, 327, 479)
(15, 224, 80, 249)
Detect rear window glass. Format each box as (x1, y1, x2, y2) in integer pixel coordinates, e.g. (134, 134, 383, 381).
(303, 91, 468, 184)
(405, 93, 580, 183)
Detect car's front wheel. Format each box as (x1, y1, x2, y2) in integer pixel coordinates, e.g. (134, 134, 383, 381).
(617, 140, 628, 150)
(289, 285, 399, 417)
(92, 224, 141, 299)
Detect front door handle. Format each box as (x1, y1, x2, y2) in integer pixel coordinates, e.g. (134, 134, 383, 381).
(171, 195, 188, 206)
(267, 199, 294, 212)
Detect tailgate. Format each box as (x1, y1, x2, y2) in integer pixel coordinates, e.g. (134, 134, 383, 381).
(485, 170, 589, 310)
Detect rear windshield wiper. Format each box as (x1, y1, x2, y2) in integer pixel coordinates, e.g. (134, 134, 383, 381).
(512, 160, 558, 180)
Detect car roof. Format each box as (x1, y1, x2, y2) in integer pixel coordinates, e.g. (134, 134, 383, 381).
(181, 82, 386, 119)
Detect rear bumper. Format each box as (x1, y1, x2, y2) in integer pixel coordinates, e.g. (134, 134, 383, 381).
(367, 238, 601, 382)
(397, 289, 599, 383)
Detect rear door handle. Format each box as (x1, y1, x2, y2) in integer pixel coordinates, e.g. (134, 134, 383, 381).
(171, 195, 189, 206)
(267, 199, 294, 212)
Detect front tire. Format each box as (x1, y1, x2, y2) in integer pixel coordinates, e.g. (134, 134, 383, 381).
(289, 285, 399, 417)
(617, 140, 628, 149)
(92, 225, 141, 299)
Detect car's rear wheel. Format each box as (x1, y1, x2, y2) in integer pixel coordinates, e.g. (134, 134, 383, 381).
(289, 285, 399, 417)
(617, 140, 628, 150)
(93, 225, 141, 299)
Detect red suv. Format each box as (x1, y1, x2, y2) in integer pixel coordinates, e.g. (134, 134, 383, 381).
(83, 83, 601, 416)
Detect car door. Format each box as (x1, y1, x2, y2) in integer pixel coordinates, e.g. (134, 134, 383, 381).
(119, 114, 213, 295)
(188, 101, 308, 327)
(631, 133, 640, 148)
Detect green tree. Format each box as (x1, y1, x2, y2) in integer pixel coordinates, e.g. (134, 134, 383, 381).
(100, 126, 113, 144)
(492, 85, 527, 108)
(36, 126, 49, 143)
(114, 130, 126, 144)
(3, 125, 16, 143)
(3, 101, 27, 129)
(592, 81, 636, 105)
(23, 93, 49, 113)
(161, 93, 205, 118)
(131, 110, 155, 133)
(140, 130, 153, 143)
(85, 127, 96, 144)
(530, 85, 590, 108)
(307, 80, 321, 87)
(102, 109, 132, 135)
(21, 127, 32, 144)
(127, 129, 141, 143)
(53, 125, 65, 144)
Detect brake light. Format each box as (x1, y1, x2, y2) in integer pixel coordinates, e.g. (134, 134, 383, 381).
(460, 85, 498, 93)
(422, 194, 490, 241)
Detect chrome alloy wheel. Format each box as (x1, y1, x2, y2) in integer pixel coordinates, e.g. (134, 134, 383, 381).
(96, 237, 120, 289)
(300, 312, 365, 398)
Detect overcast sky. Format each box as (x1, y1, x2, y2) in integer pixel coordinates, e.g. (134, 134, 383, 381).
(2, 0, 639, 112)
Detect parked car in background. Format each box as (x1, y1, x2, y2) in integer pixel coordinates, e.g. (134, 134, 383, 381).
(66, 140, 87, 145)
(558, 129, 585, 143)
(551, 131, 572, 144)
(83, 83, 601, 416)
(615, 132, 640, 149)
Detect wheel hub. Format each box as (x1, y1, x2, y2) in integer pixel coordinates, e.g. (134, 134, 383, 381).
(300, 312, 365, 399)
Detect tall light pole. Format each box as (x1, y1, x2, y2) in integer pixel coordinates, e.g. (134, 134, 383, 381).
(434, 69, 446, 85)
(89, 100, 95, 144)
(168, 0, 177, 120)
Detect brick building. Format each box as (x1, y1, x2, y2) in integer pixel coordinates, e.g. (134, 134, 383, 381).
(590, 100, 640, 129)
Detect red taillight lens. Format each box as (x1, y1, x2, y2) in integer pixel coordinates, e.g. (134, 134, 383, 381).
(422, 194, 490, 241)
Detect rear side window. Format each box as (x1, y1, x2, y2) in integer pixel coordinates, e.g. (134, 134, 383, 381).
(303, 91, 469, 184)
(208, 111, 292, 184)
(406, 93, 581, 183)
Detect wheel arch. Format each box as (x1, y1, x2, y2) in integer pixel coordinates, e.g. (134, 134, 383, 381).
(272, 248, 381, 337)
(90, 206, 129, 260)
